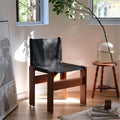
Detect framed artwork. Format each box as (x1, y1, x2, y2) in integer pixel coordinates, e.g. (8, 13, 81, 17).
(0, 20, 18, 120)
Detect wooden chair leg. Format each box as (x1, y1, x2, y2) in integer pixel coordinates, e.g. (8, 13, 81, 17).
(60, 72, 67, 99)
(80, 68, 87, 105)
(112, 66, 119, 98)
(47, 72, 54, 113)
(92, 66, 99, 98)
(29, 66, 35, 106)
(100, 66, 104, 92)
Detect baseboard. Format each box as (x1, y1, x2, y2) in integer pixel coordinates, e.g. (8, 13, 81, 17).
(17, 91, 28, 101)
(17, 89, 47, 101)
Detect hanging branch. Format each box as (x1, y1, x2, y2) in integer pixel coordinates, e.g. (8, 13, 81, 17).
(73, 0, 113, 61)
(49, 0, 113, 61)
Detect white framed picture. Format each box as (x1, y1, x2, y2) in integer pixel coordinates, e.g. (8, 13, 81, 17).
(0, 20, 18, 120)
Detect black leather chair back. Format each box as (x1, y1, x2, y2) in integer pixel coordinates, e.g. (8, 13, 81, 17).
(30, 37, 62, 67)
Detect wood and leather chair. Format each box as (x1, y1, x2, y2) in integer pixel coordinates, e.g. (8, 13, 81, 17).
(29, 37, 87, 113)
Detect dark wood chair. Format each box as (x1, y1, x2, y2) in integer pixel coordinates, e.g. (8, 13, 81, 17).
(29, 37, 87, 113)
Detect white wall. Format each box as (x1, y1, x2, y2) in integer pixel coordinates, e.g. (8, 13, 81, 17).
(0, 0, 120, 98)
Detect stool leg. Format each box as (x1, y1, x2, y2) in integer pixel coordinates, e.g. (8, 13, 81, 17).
(92, 66, 99, 98)
(100, 66, 104, 92)
(112, 66, 119, 98)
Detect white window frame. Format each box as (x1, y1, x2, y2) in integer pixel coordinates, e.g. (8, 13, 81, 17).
(88, 0, 120, 25)
(16, 0, 49, 26)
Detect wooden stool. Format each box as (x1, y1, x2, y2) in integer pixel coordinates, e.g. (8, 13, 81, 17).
(91, 61, 119, 98)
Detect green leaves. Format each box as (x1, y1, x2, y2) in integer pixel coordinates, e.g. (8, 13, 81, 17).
(49, 0, 73, 15)
(49, 0, 87, 20)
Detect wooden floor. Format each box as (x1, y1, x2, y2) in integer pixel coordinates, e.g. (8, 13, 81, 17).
(5, 91, 119, 120)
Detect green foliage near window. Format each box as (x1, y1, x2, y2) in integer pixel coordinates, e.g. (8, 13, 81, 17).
(19, 0, 32, 22)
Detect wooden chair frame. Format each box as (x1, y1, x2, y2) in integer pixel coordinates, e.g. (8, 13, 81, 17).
(29, 66, 87, 113)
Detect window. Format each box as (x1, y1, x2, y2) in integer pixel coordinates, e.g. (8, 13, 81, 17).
(88, 0, 120, 25)
(16, 0, 49, 26)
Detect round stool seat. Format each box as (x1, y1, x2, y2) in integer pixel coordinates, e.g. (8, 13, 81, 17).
(93, 61, 117, 67)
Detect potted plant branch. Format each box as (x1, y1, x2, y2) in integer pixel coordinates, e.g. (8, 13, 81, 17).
(49, 0, 114, 62)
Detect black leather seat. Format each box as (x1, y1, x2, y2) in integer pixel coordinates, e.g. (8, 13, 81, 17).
(29, 37, 87, 113)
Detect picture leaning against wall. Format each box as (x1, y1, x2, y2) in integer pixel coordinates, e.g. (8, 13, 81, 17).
(0, 20, 18, 120)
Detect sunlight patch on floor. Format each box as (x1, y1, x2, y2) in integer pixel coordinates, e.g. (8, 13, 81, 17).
(25, 97, 80, 104)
